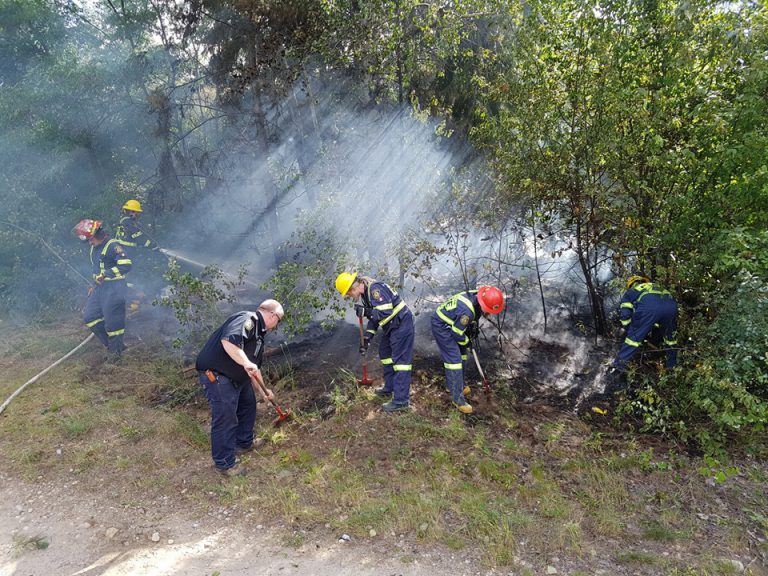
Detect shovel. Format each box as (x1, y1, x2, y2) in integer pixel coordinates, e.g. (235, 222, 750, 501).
(249, 374, 293, 427)
(470, 347, 493, 397)
(357, 315, 374, 386)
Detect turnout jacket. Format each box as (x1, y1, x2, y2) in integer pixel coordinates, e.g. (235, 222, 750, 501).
(361, 280, 409, 340)
(618, 282, 674, 327)
(434, 290, 480, 346)
(89, 238, 132, 282)
(116, 215, 158, 250)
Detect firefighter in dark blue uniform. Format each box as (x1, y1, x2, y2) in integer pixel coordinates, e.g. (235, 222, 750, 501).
(195, 300, 284, 477)
(73, 219, 132, 361)
(611, 275, 678, 374)
(336, 272, 414, 413)
(115, 199, 159, 253)
(431, 286, 504, 414)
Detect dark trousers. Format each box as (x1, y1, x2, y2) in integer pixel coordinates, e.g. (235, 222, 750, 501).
(431, 314, 469, 404)
(377, 313, 415, 406)
(199, 371, 257, 469)
(614, 295, 678, 370)
(83, 281, 126, 355)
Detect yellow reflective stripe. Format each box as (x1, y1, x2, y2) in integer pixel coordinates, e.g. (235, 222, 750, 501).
(393, 364, 412, 371)
(444, 362, 462, 370)
(366, 329, 376, 336)
(121, 240, 138, 247)
(116, 259, 131, 265)
(86, 318, 104, 328)
(107, 328, 125, 337)
(103, 276, 124, 281)
(374, 302, 393, 311)
(436, 308, 453, 325)
(379, 301, 406, 327)
(624, 338, 641, 347)
(461, 354, 467, 361)
(620, 302, 634, 309)
(381, 358, 393, 365)
(620, 319, 631, 326)
(663, 338, 677, 345)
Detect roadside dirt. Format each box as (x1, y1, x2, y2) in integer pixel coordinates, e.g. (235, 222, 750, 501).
(0, 470, 489, 576)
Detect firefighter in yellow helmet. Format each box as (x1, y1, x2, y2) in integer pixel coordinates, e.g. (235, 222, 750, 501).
(608, 274, 678, 392)
(336, 272, 415, 413)
(115, 199, 159, 253)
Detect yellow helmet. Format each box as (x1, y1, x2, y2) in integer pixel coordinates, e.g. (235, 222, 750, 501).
(626, 275, 649, 290)
(122, 199, 143, 212)
(335, 272, 357, 297)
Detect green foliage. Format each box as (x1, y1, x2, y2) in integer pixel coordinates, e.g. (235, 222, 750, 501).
(261, 224, 352, 336)
(154, 259, 245, 349)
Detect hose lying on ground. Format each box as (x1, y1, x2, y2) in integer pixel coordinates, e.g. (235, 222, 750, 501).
(0, 333, 94, 416)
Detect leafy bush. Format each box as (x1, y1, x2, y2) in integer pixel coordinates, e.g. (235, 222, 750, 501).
(154, 258, 245, 350)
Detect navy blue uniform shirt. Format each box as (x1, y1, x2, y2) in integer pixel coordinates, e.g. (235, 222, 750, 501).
(195, 311, 267, 382)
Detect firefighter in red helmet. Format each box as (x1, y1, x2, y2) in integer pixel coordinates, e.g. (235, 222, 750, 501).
(431, 286, 504, 414)
(73, 219, 132, 362)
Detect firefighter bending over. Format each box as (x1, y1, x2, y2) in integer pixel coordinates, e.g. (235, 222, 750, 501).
(336, 272, 415, 413)
(431, 286, 504, 414)
(610, 275, 678, 379)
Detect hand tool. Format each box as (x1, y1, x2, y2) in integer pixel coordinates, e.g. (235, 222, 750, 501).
(248, 372, 293, 427)
(470, 347, 492, 397)
(356, 315, 374, 386)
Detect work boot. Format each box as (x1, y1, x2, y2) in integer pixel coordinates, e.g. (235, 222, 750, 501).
(443, 386, 471, 396)
(215, 463, 246, 477)
(453, 402, 473, 415)
(235, 438, 266, 455)
(382, 401, 410, 413)
(374, 387, 393, 398)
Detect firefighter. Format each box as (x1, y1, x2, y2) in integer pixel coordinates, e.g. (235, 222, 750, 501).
(335, 272, 414, 413)
(195, 301, 284, 477)
(115, 199, 159, 253)
(431, 286, 504, 414)
(73, 219, 132, 362)
(610, 274, 678, 379)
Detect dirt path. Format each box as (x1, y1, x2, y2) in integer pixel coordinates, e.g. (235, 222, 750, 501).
(0, 472, 492, 576)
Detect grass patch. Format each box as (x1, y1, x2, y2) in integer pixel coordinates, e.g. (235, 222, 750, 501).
(616, 550, 657, 564)
(174, 412, 209, 449)
(12, 534, 49, 556)
(61, 412, 95, 437)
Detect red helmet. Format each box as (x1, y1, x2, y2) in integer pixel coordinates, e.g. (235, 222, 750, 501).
(73, 219, 102, 241)
(477, 285, 504, 315)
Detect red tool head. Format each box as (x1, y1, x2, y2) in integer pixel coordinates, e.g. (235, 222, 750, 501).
(272, 407, 292, 427)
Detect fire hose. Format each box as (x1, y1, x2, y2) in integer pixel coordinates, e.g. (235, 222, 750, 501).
(0, 334, 95, 416)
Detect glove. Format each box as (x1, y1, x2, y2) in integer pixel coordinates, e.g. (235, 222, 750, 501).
(359, 338, 370, 355)
(466, 323, 479, 340)
(95, 275, 105, 285)
(355, 305, 373, 319)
